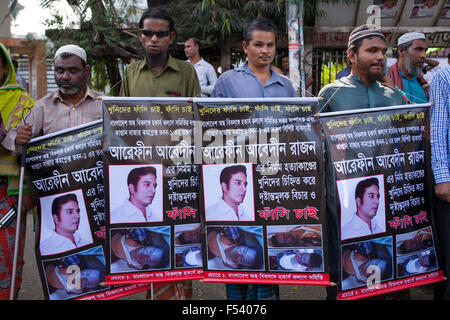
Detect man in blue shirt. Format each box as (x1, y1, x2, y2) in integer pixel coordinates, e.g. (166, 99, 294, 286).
(212, 19, 297, 99)
(211, 17, 297, 301)
(430, 66, 450, 300)
(185, 38, 217, 97)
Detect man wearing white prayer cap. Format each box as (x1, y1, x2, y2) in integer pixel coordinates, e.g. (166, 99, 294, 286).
(54, 44, 87, 64)
(13, 43, 103, 150)
(387, 32, 438, 104)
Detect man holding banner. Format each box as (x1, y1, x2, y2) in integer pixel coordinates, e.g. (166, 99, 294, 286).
(13, 44, 103, 146)
(318, 24, 405, 113)
(4, 44, 103, 300)
(211, 17, 297, 300)
(430, 66, 450, 300)
(119, 7, 200, 98)
(118, 7, 200, 301)
(318, 24, 406, 300)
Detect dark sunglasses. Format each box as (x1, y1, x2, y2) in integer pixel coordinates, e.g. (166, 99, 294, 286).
(140, 29, 171, 38)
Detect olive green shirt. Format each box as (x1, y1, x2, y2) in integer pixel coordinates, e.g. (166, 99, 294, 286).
(119, 54, 201, 97)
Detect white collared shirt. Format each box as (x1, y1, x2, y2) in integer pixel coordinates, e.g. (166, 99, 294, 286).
(40, 230, 91, 256)
(187, 58, 217, 97)
(206, 198, 253, 221)
(110, 199, 162, 224)
(341, 212, 384, 240)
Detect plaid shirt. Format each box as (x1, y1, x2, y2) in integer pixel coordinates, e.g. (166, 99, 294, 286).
(2, 87, 103, 152)
(226, 283, 279, 300)
(430, 66, 450, 185)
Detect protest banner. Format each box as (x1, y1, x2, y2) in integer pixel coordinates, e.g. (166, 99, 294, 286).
(195, 98, 329, 285)
(320, 104, 445, 300)
(25, 120, 150, 300)
(102, 98, 203, 285)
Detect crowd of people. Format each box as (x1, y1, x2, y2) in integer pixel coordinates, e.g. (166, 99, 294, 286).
(0, 6, 448, 301)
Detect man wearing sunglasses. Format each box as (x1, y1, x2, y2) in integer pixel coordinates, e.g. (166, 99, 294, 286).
(119, 7, 200, 98)
(119, 7, 199, 301)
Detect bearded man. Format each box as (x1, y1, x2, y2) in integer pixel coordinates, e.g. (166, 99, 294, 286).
(388, 32, 432, 104)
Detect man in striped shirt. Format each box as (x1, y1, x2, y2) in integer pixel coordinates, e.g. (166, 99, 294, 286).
(6, 44, 103, 150)
(430, 66, 450, 300)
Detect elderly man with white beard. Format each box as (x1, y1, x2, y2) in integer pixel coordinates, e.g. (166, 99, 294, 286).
(387, 32, 436, 104)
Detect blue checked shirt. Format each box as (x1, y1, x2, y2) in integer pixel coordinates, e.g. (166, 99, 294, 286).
(211, 60, 296, 301)
(430, 66, 450, 185)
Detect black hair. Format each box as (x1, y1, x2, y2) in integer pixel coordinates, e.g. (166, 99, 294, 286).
(139, 7, 174, 32)
(308, 252, 323, 268)
(243, 17, 278, 44)
(52, 193, 79, 218)
(127, 166, 157, 189)
(355, 177, 379, 202)
(189, 38, 201, 48)
(220, 165, 247, 187)
(12, 58, 18, 69)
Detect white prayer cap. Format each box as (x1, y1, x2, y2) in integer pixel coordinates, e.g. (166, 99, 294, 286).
(54, 44, 87, 63)
(397, 32, 426, 46)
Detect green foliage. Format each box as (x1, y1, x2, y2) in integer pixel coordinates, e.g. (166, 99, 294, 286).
(167, 0, 285, 44)
(40, 0, 359, 91)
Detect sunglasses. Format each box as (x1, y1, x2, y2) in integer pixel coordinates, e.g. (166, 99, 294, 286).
(140, 29, 171, 38)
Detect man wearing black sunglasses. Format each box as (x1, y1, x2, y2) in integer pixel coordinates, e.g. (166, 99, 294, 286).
(119, 7, 200, 98)
(119, 7, 199, 301)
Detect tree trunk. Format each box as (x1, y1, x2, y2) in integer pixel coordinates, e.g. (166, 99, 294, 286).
(220, 42, 231, 72)
(106, 59, 122, 96)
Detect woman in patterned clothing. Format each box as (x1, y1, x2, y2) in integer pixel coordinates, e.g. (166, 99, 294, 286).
(0, 42, 35, 299)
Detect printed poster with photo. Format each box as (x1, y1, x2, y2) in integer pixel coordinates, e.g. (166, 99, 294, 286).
(320, 104, 445, 300)
(409, 0, 440, 18)
(102, 98, 203, 285)
(373, 0, 400, 19)
(24, 121, 150, 300)
(195, 98, 329, 285)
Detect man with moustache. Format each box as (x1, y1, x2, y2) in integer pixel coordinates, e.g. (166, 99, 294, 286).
(319, 25, 405, 111)
(12, 45, 103, 147)
(118, 8, 199, 300)
(211, 17, 297, 301)
(110, 166, 162, 224)
(318, 25, 405, 299)
(212, 17, 297, 98)
(119, 7, 200, 98)
(206, 165, 253, 221)
(40, 193, 91, 256)
(388, 32, 431, 104)
(341, 177, 384, 240)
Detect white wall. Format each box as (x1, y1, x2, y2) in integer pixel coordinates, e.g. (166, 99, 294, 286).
(0, 0, 11, 37)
